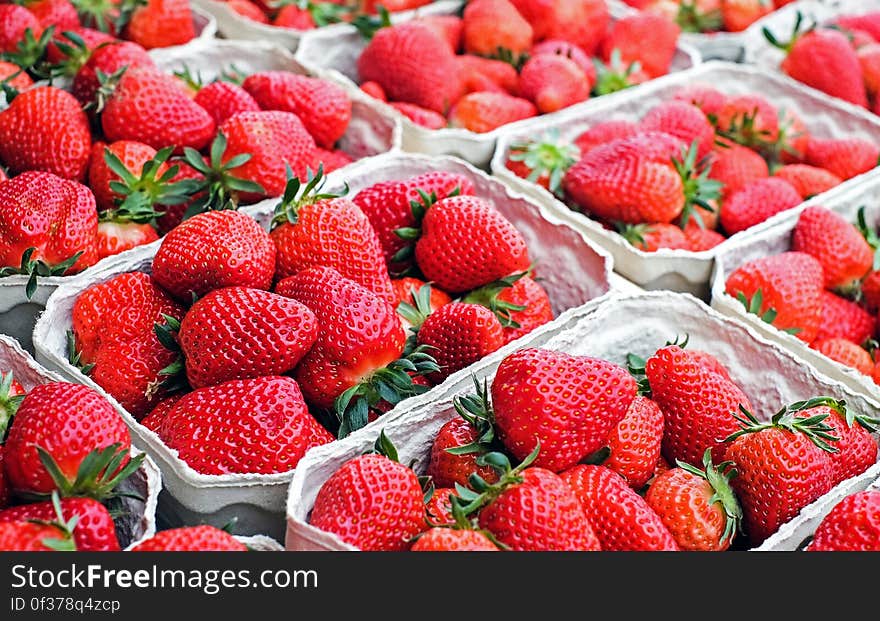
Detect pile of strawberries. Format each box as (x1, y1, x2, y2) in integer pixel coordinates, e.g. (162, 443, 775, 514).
(219, 0, 433, 30)
(725, 205, 880, 385)
(347, 0, 681, 133)
(764, 10, 880, 115)
(804, 489, 880, 551)
(66, 166, 556, 475)
(308, 343, 878, 551)
(506, 84, 879, 253)
(624, 0, 794, 33)
(0, 16, 359, 290)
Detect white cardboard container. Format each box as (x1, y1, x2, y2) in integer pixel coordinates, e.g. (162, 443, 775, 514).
(284, 291, 880, 551)
(32, 152, 616, 541)
(491, 60, 880, 298)
(294, 1, 701, 169)
(710, 171, 880, 404)
(0, 335, 161, 550)
(0, 38, 401, 356)
(191, 0, 461, 52)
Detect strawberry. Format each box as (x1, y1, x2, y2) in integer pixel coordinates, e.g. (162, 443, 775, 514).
(21, 0, 79, 29)
(0, 5, 43, 54)
(71, 41, 156, 107)
(773, 164, 841, 199)
(178, 287, 318, 389)
(672, 84, 727, 117)
(242, 71, 351, 150)
(707, 143, 770, 200)
(531, 39, 594, 75)
(815, 291, 874, 344)
(719, 177, 801, 235)
(765, 23, 868, 108)
(0, 497, 119, 551)
(0, 171, 98, 283)
(455, 55, 519, 93)
(225, 0, 269, 23)
(389, 102, 447, 129)
(714, 94, 779, 148)
(88, 140, 162, 212)
(645, 449, 742, 551)
(664, 0, 723, 32)
(561, 465, 678, 551)
(646, 345, 753, 465)
(45, 27, 115, 70)
(685, 226, 726, 251)
(723, 400, 837, 544)
(722, 0, 771, 32)
(416, 303, 503, 383)
(309, 147, 352, 174)
(139, 393, 182, 434)
(0, 86, 91, 181)
(466, 273, 553, 344)
(192, 80, 261, 126)
(862, 270, 880, 313)
(725, 251, 823, 342)
(124, 0, 195, 49)
(491, 348, 636, 473)
(310, 436, 426, 551)
(131, 525, 247, 551)
(270, 170, 395, 305)
(807, 491, 880, 551)
(359, 80, 386, 101)
(812, 338, 873, 375)
(414, 196, 530, 294)
(506, 131, 581, 197)
(411, 528, 498, 551)
(462, 0, 533, 59)
(472, 452, 601, 551)
(353, 170, 474, 268)
(804, 137, 879, 181)
(619, 222, 690, 252)
(447, 92, 537, 133)
(424, 487, 455, 525)
(640, 101, 716, 159)
(217, 110, 317, 198)
(601, 12, 680, 78)
(0, 61, 33, 90)
(792, 206, 873, 292)
(152, 210, 276, 302)
(156, 376, 332, 475)
(513, 0, 609, 55)
(414, 14, 463, 52)
(858, 43, 880, 97)
(277, 267, 432, 435)
(393, 278, 452, 331)
(3, 382, 139, 498)
(0, 511, 76, 551)
(572, 120, 639, 155)
(517, 54, 590, 115)
(835, 13, 880, 42)
(357, 22, 464, 114)
(601, 395, 664, 489)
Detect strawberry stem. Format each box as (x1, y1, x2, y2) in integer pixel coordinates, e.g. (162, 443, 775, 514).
(676, 448, 742, 547)
(0, 247, 83, 299)
(723, 398, 842, 453)
(508, 130, 580, 198)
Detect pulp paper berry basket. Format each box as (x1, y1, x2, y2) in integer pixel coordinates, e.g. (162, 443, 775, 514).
(0, 334, 162, 550)
(32, 152, 618, 541)
(293, 0, 702, 168)
(284, 291, 880, 551)
(710, 170, 880, 404)
(491, 60, 880, 298)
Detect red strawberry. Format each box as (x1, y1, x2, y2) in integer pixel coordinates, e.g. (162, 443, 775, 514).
(725, 251, 823, 342)
(491, 348, 636, 473)
(415, 14, 463, 52)
(310, 449, 425, 551)
(796, 401, 878, 486)
(517, 54, 590, 114)
(475, 455, 600, 551)
(0, 5, 43, 54)
(472, 274, 553, 344)
(193, 80, 260, 126)
(0, 497, 119, 551)
(416, 303, 503, 383)
(152, 210, 276, 302)
(645, 449, 742, 551)
(139, 394, 183, 433)
(414, 196, 530, 294)
(88, 140, 161, 212)
(270, 172, 394, 305)
(792, 206, 873, 291)
(357, 22, 464, 114)
(71, 41, 156, 107)
(45, 27, 115, 69)
(723, 401, 836, 544)
(411, 528, 498, 551)
(0, 519, 76, 551)
(462, 0, 533, 58)
(225, 0, 269, 23)
(0, 86, 91, 181)
(0, 171, 98, 276)
(506, 131, 581, 196)
(804, 137, 879, 181)
(714, 94, 780, 148)
(858, 43, 880, 97)
(646, 345, 753, 466)
(773, 164, 841, 199)
(601, 12, 680, 78)
(722, 0, 771, 32)
(359, 80, 386, 101)
(531, 39, 595, 75)
(812, 338, 873, 375)
(807, 491, 880, 551)
(131, 525, 247, 551)
(125, 0, 195, 49)
(393, 277, 452, 331)
(27, 0, 79, 29)
(242, 72, 351, 149)
(448, 92, 537, 133)
(619, 222, 690, 252)
(815, 291, 874, 344)
(455, 55, 519, 93)
(672, 84, 727, 117)
(157, 376, 332, 475)
(862, 270, 880, 313)
(572, 120, 639, 155)
(835, 13, 880, 42)
(512, 0, 609, 55)
(0, 60, 33, 90)
(708, 143, 770, 200)
(602, 396, 664, 489)
(218, 111, 317, 198)
(4, 382, 137, 497)
(389, 102, 447, 129)
(424, 487, 455, 525)
(719, 177, 801, 235)
(641, 101, 715, 159)
(561, 465, 678, 551)
(309, 147, 352, 174)
(685, 227, 726, 251)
